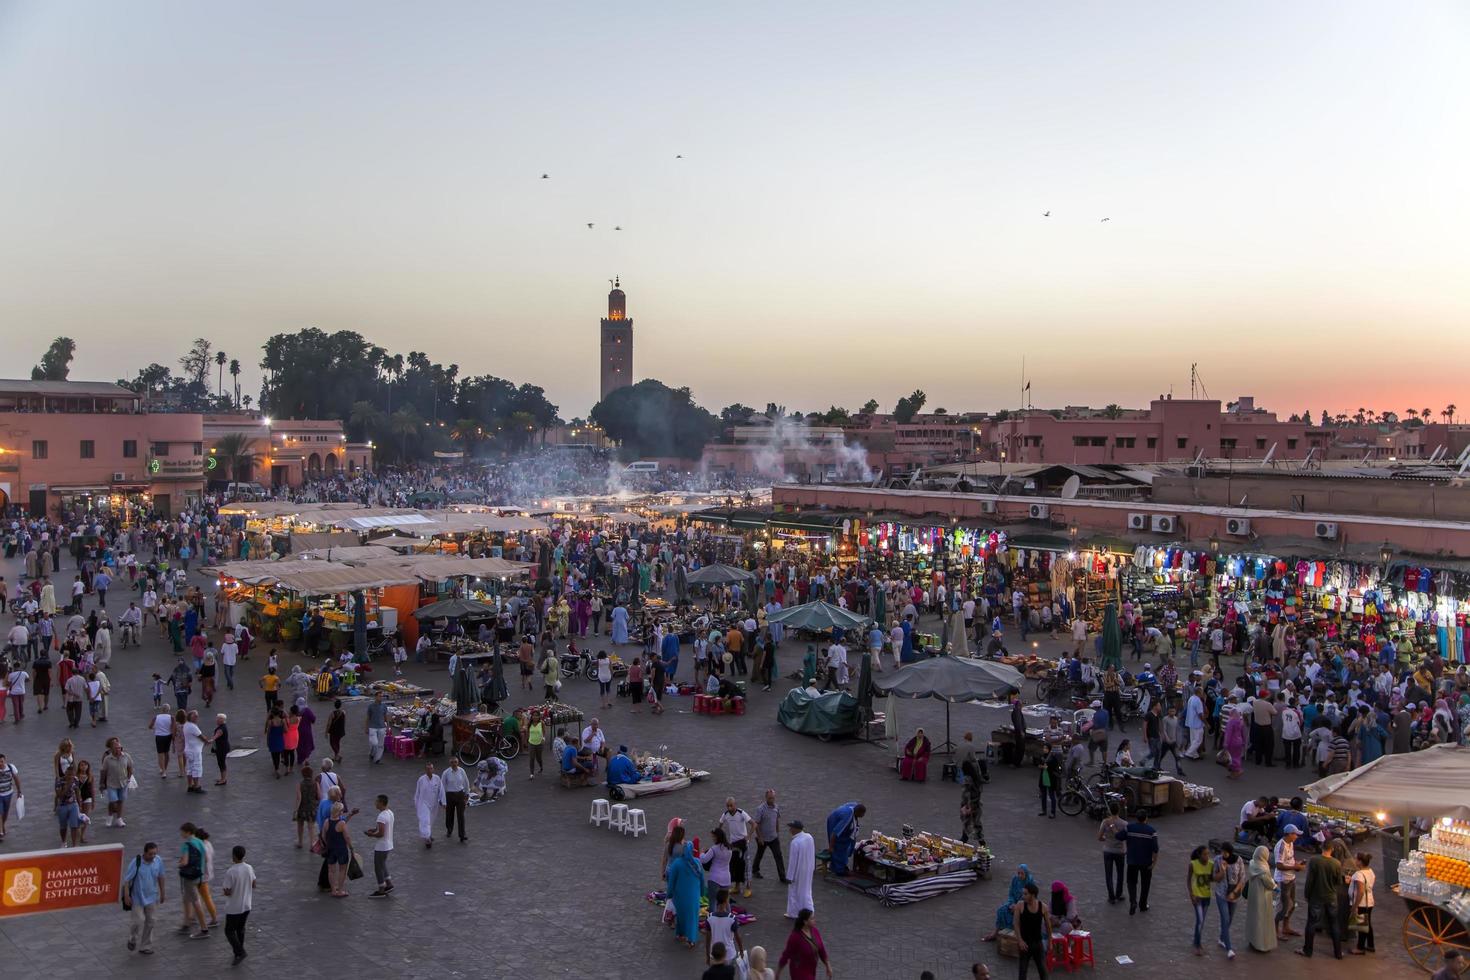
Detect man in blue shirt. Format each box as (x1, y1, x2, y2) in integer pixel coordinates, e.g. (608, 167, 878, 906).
(606, 745, 638, 789)
(561, 736, 592, 785)
(1276, 796, 1309, 838)
(123, 841, 166, 954)
(1114, 810, 1159, 915)
(900, 616, 915, 663)
(660, 630, 680, 680)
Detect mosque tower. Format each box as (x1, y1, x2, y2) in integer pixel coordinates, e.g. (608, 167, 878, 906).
(599, 277, 633, 401)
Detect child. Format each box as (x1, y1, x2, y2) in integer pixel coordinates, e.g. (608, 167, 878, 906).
(704, 889, 743, 967)
(392, 641, 407, 677)
(267, 649, 279, 673)
(150, 673, 165, 709)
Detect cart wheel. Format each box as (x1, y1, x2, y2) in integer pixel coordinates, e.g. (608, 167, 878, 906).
(458, 741, 483, 767)
(1033, 678, 1051, 701)
(817, 733, 833, 743)
(609, 784, 625, 801)
(496, 736, 520, 761)
(1404, 903, 1470, 973)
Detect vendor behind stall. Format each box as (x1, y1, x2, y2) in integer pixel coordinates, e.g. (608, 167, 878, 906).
(825, 801, 865, 876)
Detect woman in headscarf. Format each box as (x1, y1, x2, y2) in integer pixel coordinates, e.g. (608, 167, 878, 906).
(747, 944, 775, 980)
(1223, 705, 1247, 778)
(610, 603, 629, 645)
(1432, 699, 1456, 744)
(899, 728, 932, 782)
(982, 864, 1037, 940)
(1050, 880, 1082, 932)
(294, 697, 318, 770)
(1457, 694, 1470, 746)
(959, 759, 985, 845)
(660, 817, 685, 882)
(665, 839, 705, 948)
(1245, 843, 1277, 951)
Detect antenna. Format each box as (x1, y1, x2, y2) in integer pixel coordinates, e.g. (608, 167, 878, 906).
(1262, 442, 1277, 466)
(1360, 450, 1373, 465)
(1299, 447, 1316, 470)
(1192, 447, 1205, 465)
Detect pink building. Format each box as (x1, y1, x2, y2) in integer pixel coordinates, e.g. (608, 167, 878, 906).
(0, 379, 206, 518)
(204, 415, 372, 489)
(986, 396, 1320, 465)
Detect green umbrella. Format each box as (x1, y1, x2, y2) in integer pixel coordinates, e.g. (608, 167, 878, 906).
(874, 589, 887, 626)
(764, 600, 870, 632)
(1100, 602, 1122, 670)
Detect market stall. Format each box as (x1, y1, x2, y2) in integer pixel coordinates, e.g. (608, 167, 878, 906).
(874, 656, 1023, 756)
(607, 752, 710, 801)
(1304, 743, 1470, 972)
(829, 829, 992, 906)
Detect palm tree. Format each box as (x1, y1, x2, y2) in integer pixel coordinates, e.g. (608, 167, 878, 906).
(215, 350, 227, 396)
(1423, 407, 1432, 424)
(1102, 404, 1124, 419)
(388, 407, 423, 459)
(1448, 405, 1458, 425)
(1407, 408, 1418, 423)
(213, 432, 254, 496)
(1354, 407, 1366, 425)
(348, 400, 387, 442)
(228, 358, 241, 407)
(242, 394, 253, 410)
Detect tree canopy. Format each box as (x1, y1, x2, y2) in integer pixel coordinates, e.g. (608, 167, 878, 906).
(893, 389, 927, 423)
(590, 380, 719, 459)
(31, 337, 75, 381)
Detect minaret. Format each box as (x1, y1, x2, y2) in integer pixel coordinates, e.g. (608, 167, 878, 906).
(599, 276, 633, 401)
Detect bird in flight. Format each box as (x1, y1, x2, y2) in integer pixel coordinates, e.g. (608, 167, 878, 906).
(540, 173, 549, 179)
(613, 225, 623, 231)
(1100, 217, 1110, 222)
(1043, 211, 1050, 217)
(676, 154, 683, 159)
(586, 223, 594, 229)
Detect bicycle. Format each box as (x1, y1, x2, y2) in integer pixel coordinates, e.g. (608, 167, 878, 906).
(1057, 773, 1131, 818)
(457, 726, 520, 766)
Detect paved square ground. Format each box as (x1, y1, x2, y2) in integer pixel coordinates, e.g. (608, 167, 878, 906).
(0, 557, 1422, 979)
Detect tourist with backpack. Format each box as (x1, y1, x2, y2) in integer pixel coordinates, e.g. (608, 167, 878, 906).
(122, 842, 165, 954)
(176, 821, 209, 939)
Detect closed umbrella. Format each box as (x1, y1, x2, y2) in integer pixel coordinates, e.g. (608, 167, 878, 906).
(874, 588, 887, 626)
(1100, 603, 1122, 670)
(673, 562, 689, 603)
(947, 608, 970, 656)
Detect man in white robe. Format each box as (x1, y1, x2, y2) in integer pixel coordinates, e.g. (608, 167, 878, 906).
(785, 820, 816, 918)
(413, 762, 444, 848)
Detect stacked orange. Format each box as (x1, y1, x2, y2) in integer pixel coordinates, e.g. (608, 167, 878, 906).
(1425, 854, 1470, 887)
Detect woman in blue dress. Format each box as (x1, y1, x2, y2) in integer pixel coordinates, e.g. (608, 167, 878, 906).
(665, 840, 705, 947)
(610, 604, 629, 645)
(982, 864, 1038, 940)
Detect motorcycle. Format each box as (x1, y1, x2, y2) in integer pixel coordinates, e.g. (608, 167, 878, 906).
(1057, 771, 1131, 819)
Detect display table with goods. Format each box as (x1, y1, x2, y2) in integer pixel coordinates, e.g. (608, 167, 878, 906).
(1301, 802, 1383, 844)
(827, 829, 991, 907)
(607, 752, 710, 801)
(1105, 767, 1217, 815)
(513, 700, 584, 729)
(1304, 743, 1470, 973)
(645, 890, 756, 931)
(428, 636, 495, 664)
(990, 726, 1069, 766)
(451, 710, 520, 764)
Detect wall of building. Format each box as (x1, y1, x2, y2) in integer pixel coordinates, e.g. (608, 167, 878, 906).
(0, 411, 205, 517)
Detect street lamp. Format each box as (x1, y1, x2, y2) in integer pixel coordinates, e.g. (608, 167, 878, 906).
(1208, 534, 1220, 555)
(1379, 542, 1393, 566)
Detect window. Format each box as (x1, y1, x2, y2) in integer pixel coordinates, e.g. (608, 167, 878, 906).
(1255, 438, 1267, 450)
(79, 440, 95, 459)
(32, 440, 48, 459)
(1286, 438, 1298, 450)
(1114, 437, 1135, 448)
(1072, 436, 1106, 447)
(1146, 437, 1157, 449)
(192, 442, 203, 456)
(1220, 438, 1238, 451)
(151, 442, 169, 457)
(1176, 437, 1188, 449)
(122, 440, 138, 458)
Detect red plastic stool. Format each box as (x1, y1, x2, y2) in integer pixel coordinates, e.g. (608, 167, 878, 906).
(709, 698, 724, 715)
(693, 694, 707, 714)
(1045, 933, 1073, 973)
(732, 696, 746, 716)
(1067, 931, 1095, 969)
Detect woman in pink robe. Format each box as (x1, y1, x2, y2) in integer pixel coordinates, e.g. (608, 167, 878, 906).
(898, 728, 932, 782)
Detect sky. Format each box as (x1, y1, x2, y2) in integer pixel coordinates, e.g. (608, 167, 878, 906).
(2, 1, 1468, 421)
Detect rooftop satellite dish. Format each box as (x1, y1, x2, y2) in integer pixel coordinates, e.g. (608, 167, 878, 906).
(1060, 475, 1081, 499)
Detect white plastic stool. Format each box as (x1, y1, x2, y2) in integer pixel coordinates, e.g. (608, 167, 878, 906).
(625, 808, 648, 838)
(589, 798, 611, 828)
(609, 803, 630, 833)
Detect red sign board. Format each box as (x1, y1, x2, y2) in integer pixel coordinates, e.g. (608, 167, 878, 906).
(0, 844, 124, 918)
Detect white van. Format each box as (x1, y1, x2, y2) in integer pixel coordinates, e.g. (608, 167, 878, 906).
(622, 461, 659, 475)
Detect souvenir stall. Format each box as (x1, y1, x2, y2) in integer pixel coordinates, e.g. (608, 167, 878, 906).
(606, 752, 711, 801)
(208, 559, 419, 649)
(829, 829, 991, 906)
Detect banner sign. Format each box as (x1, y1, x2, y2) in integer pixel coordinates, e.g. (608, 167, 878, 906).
(0, 844, 124, 918)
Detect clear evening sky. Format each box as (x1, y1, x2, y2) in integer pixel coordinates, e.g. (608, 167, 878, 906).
(2, 2, 1467, 420)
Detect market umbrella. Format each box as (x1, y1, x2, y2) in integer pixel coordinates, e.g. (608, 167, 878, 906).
(1100, 603, 1123, 670)
(451, 659, 479, 712)
(874, 589, 887, 627)
(685, 562, 755, 586)
(765, 600, 870, 633)
(872, 656, 1024, 755)
(413, 597, 498, 621)
(1302, 743, 1470, 822)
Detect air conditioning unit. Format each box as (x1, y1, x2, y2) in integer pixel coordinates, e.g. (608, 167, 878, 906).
(1151, 515, 1177, 533)
(1127, 513, 1149, 530)
(1028, 503, 1050, 520)
(112, 472, 126, 482)
(1315, 521, 1339, 539)
(1225, 517, 1251, 536)
(979, 500, 998, 514)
